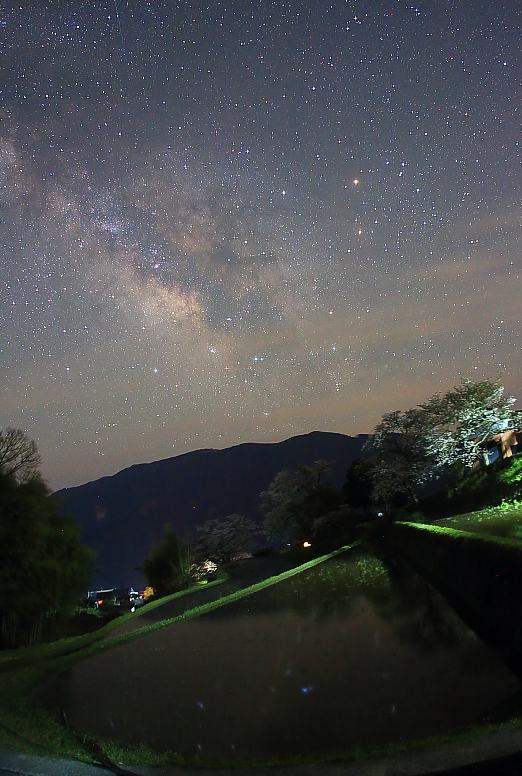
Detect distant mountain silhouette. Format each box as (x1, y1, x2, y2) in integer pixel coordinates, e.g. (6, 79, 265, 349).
(54, 431, 368, 589)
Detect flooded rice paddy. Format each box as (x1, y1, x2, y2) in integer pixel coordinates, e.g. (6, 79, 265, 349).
(41, 550, 519, 761)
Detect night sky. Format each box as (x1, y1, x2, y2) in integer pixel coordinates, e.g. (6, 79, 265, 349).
(1, 0, 521, 490)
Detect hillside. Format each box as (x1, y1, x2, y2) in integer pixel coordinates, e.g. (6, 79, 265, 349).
(54, 431, 368, 589)
(418, 455, 522, 520)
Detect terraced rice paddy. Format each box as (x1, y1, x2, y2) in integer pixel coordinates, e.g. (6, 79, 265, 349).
(40, 549, 519, 763)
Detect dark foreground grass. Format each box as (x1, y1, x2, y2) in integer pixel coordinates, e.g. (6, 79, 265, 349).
(1, 542, 521, 771)
(0, 570, 232, 765)
(42, 718, 522, 772)
(4, 658, 522, 772)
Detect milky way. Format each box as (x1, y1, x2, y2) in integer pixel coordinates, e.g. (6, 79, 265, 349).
(1, 1, 521, 488)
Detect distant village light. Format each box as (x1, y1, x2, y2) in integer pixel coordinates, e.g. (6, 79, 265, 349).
(303, 541, 311, 548)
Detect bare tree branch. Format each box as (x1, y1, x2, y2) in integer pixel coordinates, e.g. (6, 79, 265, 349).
(0, 427, 42, 482)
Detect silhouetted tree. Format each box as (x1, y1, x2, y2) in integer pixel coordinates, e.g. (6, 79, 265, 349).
(310, 504, 358, 543)
(342, 458, 377, 512)
(0, 465, 94, 648)
(0, 427, 41, 483)
(364, 407, 435, 505)
(140, 525, 192, 596)
(196, 513, 257, 564)
(260, 460, 342, 543)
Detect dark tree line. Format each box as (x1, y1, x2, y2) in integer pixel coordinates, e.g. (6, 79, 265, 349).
(0, 428, 94, 649)
(141, 460, 361, 596)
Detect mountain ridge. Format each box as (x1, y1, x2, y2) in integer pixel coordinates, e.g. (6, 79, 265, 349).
(55, 431, 368, 589)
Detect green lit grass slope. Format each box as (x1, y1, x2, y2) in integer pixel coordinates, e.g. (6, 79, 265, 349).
(418, 456, 522, 520)
(433, 502, 522, 540)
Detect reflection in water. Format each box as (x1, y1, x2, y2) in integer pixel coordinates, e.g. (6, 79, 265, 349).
(40, 550, 519, 761)
(369, 556, 480, 655)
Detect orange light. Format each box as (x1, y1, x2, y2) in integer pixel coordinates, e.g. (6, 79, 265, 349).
(303, 541, 311, 548)
(97, 600, 103, 606)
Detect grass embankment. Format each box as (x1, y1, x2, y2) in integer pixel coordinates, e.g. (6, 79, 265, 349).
(394, 452, 522, 617)
(0, 545, 355, 769)
(388, 521, 522, 652)
(433, 502, 522, 541)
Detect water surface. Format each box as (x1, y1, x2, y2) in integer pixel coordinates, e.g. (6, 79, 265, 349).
(41, 550, 519, 760)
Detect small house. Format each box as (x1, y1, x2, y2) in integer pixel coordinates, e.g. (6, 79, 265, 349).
(475, 412, 522, 466)
(87, 586, 141, 611)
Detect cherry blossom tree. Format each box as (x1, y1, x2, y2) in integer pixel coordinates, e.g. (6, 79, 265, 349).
(364, 378, 517, 506)
(421, 378, 517, 468)
(364, 408, 436, 505)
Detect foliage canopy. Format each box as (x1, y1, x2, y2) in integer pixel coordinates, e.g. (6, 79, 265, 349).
(196, 513, 257, 564)
(140, 525, 193, 596)
(0, 450, 94, 648)
(421, 378, 516, 467)
(364, 378, 517, 506)
(260, 460, 342, 543)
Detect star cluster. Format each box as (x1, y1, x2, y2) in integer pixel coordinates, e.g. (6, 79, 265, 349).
(1, 0, 521, 488)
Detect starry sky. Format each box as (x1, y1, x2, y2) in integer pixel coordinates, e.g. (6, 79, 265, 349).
(1, 0, 521, 490)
